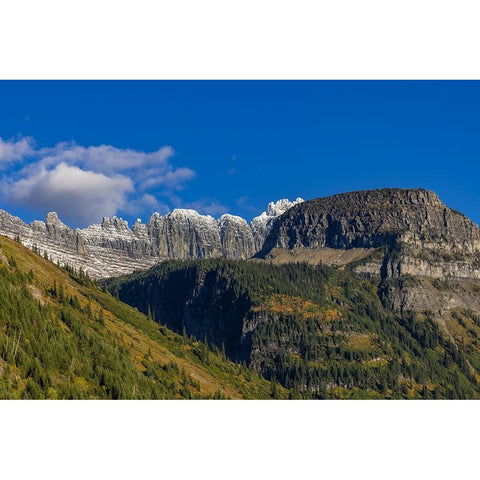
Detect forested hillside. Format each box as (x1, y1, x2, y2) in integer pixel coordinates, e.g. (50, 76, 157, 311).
(4, 230, 480, 400)
(105, 259, 480, 399)
(0, 236, 278, 399)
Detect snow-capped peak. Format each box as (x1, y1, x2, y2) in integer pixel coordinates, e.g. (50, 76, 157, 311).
(251, 197, 304, 226)
(168, 209, 215, 223)
(265, 197, 304, 217)
(249, 197, 304, 249)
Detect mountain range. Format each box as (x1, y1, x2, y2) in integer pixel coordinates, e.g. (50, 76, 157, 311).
(3, 187, 480, 398)
(0, 198, 304, 278)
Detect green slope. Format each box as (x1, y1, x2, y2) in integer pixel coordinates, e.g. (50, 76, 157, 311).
(0, 236, 279, 399)
(104, 259, 480, 399)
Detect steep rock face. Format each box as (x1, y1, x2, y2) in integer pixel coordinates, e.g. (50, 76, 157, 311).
(218, 214, 256, 259)
(147, 209, 222, 259)
(259, 189, 480, 280)
(0, 210, 33, 238)
(45, 212, 86, 254)
(82, 216, 152, 257)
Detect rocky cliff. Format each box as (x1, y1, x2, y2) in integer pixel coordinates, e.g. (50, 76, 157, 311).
(258, 188, 480, 280)
(0, 198, 303, 278)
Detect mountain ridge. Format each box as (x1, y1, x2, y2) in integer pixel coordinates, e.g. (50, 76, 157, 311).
(0, 197, 304, 278)
(2, 187, 480, 283)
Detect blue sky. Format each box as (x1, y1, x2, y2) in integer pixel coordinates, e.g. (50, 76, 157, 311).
(0, 80, 479, 227)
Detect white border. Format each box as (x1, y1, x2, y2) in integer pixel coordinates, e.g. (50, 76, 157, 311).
(0, 400, 477, 479)
(1, 1, 480, 79)
(1, 1, 479, 478)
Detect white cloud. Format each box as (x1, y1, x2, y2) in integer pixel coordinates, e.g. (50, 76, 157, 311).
(141, 194, 163, 211)
(0, 136, 197, 225)
(37, 143, 175, 175)
(0, 137, 35, 164)
(138, 167, 196, 190)
(6, 163, 134, 225)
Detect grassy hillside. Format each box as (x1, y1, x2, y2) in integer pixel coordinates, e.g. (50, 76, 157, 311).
(104, 259, 480, 399)
(0, 235, 279, 399)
